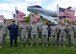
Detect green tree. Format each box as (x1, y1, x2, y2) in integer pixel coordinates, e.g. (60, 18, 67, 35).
(25, 14, 31, 23)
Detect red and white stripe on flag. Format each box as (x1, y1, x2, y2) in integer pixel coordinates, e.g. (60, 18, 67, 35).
(19, 12, 25, 17)
(15, 14, 22, 18)
(65, 9, 75, 22)
(57, 12, 66, 16)
(15, 14, 25, 18)
(17, 11, 26, 17)
(15, 10, 26, 18)
(65, 9, 75, 18)
(66, 17, 76, 22)
(0, 15, 4, 20)
(14, 18, 24, 21)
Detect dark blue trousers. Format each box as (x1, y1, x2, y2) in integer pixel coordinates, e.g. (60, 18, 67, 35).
(48, 31, 51, 42)
(10, 34, 18, 47)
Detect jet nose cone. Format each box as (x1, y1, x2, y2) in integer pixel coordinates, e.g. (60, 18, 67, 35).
(27, 6, 30, 11)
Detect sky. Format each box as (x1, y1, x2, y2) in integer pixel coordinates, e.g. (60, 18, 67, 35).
(0, 0, 76, 19)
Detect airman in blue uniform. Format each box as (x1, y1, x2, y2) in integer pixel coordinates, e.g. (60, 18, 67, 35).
(8, 20, 19, 47)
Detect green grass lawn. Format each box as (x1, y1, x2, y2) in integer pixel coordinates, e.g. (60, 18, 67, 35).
(0, 38, 76, 54)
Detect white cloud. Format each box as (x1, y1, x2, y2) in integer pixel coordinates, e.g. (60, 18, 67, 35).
(25, 0, 46, 5)
(0, 2, 29, 19)
(47, 0, 76, 11)
(5, 0, 20, 3)
(0, 11, 13, 19)
(0, 0, 46, 19)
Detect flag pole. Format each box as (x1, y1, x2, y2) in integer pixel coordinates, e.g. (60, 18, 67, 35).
(57, 4, 60, 23)
(30, 13, 32, 24)
(12, 12, 14, 19)
(15, 6, 17, 10)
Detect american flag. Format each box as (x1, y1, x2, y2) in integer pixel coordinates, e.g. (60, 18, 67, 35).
(12, 8, 26, 21)
(15, 9, 26, 18)
(58, 7, 75, 18)
(31, 14, 40, 22)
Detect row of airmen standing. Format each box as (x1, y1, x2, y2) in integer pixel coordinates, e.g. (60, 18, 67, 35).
(17, 19, 75, 48)
(0, 19, 75, 48)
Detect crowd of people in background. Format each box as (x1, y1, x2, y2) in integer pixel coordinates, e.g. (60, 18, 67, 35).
(0, 18, 75, 48)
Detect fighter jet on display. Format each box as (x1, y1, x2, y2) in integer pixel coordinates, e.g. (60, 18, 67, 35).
(27, 5, 58, 24)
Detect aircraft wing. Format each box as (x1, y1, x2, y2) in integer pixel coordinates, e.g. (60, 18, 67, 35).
(39, 14, 58, 24)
